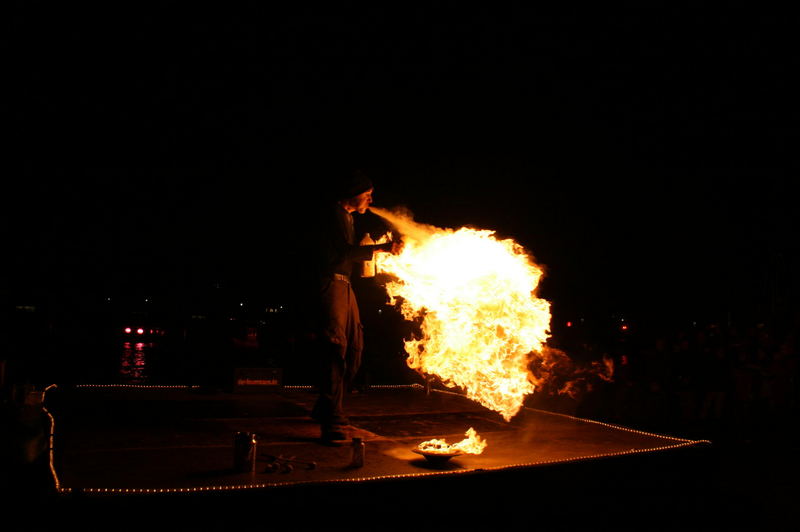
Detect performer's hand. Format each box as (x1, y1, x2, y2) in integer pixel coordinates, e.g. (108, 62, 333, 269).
(375, 240, 403, 255)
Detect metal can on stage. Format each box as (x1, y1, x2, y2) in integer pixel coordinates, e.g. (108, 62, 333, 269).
(350, 437, 365, 468)
(234, 432, 258, 472)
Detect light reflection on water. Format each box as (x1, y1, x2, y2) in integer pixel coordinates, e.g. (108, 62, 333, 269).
(120, 341, 151, 384)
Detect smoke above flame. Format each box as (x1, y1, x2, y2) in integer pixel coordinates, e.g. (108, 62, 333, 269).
(370, 206, 552, 421)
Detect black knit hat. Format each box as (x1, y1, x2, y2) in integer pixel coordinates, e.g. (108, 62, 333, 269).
(338, 169, 373, 199)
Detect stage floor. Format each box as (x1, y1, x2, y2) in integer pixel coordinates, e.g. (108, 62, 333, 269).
(45, 384, 709, 495)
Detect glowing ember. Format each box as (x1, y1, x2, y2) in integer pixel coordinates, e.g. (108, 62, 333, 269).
(418, 427, 487, 455)
(371, 207, 552, 421)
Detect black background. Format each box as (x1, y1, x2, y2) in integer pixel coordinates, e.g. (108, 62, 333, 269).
(6, 3, 798, 327)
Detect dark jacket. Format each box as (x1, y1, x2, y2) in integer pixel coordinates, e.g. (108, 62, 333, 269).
(315, 202, 394, 279)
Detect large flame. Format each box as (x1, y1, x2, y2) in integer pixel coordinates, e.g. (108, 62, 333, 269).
(370, 207, 552, 421)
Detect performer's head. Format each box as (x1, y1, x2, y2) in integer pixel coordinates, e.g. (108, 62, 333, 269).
(337, 169, 374, 214)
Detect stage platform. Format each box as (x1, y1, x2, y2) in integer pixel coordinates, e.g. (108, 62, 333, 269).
(38, 383, 716, 529)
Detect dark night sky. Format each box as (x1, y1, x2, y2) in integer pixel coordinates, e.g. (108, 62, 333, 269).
(5, 4, 798, 325)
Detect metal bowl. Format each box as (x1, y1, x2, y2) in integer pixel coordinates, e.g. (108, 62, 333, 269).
(412, 448, 464, 465)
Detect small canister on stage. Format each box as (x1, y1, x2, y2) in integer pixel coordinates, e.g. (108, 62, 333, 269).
(350, 437, 365, 468)
(234, 432, 258, 472)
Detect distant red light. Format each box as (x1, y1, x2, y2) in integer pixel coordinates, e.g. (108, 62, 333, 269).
(621, 324, 629, 331)
(566, 321, 573, 328)
(124, 327, 132, 334)
(137, 328, 145, 335)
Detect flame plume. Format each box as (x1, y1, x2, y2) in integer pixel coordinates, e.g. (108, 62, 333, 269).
(370, 206, 552, 421)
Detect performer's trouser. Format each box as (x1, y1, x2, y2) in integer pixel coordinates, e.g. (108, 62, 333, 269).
(312, 278, 363, 428)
